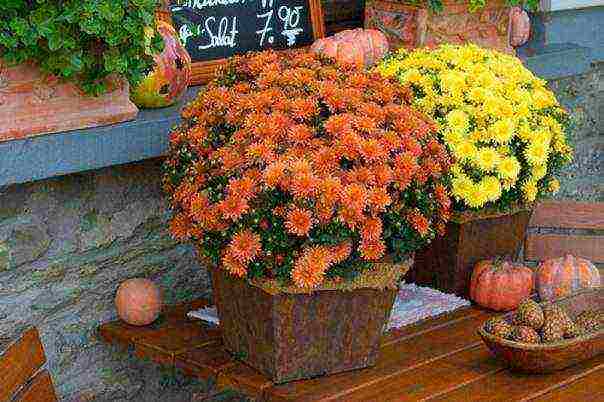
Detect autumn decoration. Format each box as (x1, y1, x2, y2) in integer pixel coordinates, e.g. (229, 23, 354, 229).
(311, 28, 389, 69)
(470, 258, 534, 311)
(380, 44, 573, 296)
(130, 20, 191, 109)
(162, 49, 452, 382)
(115, 278, 162, 326)
(164, 49, 451, 290)
(536, 254, 601, 302)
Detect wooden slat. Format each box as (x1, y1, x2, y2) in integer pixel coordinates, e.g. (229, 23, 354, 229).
(98, 298, 216, 351)
(216, 362, 273, 399)
(530, 202, 604, 230)
(525, 234, 604, 262)
(134, 322, 221, 366)
(528, 365, 604, 401)
(337, 345, 504, 402)
(0, 328, 46, 402)
(382, 305, 484, 346)
(427, 354, 604, 402)
(266, 311, 493, 401)
(13, 370, 58, 402)
(175, 344, 236, 381)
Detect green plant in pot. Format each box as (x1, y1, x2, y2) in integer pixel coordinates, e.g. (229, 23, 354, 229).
(163, 50, 452, 383)
(377, 44, 573, 296)
(0, 0, 163, 96)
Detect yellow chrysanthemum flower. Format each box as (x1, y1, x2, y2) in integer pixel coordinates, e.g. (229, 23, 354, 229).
(524, 141, 550, 166)
(404, 68, 422, 83)
(479, 176, 502, 202)
(498, 156, 520, 180)
(446, 110, 470, 132)
(451, 173, 473, 200)
(454, 140, 477, 161)
(465, 183, 489, 208)
(474, 147, 501, 172)
(548, 178, 560, 194)
(489, 118, 516, 144)
(517, 123, 533, 142)
(531, 88, 556, 109)
(532, 164, 547, 180)
(443, 128, 464, 145)
(522, 180, 538, 202)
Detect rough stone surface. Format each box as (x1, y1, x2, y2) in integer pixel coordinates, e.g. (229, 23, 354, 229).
(0, 160, 251, 401)
(548, 62, 603, 202)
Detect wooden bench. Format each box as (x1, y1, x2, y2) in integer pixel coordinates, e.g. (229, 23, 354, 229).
(0, 327, 58, 402)
(526, 201, 604, 269)
(99, 298, 604, 401)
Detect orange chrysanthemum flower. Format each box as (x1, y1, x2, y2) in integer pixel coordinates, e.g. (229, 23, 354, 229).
(219, 196, 249, 221)
(292, 246, 331, 288)
(169, 213, 191, 241)
(164, 50, 452, 287)
(368, 187, 392, 212)
(263, 161, 287, 188)
(222, 252, 247, 277)
(408, 209, 430, 237)
(361, 217, 383, 242)
(360, 239, 386, 261)
(229, 229, 262, 264)
(285, 207, 314, 236)
(329, 242, 352, 264)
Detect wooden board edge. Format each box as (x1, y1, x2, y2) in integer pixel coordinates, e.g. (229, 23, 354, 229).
(12, 370, 58, 402)
(0, 327, 46, 402)
(525, 234, 604, 263)
(529, 201, 604, 230)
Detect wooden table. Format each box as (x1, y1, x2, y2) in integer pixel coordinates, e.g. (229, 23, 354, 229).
(99, 299, 604, 401)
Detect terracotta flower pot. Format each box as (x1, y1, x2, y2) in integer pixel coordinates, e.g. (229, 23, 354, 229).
(364, 0, 515, 54)
(407, 207, 533, 298)
(0, 62, 138, 142)
(209, 258, 412, 383)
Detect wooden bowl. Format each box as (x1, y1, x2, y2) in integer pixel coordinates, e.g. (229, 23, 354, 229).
(479, 288, 603, 373)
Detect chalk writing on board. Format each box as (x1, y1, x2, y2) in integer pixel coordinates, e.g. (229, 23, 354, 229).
(169, 0, 315, 63)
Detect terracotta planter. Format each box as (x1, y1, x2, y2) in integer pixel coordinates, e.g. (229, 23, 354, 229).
(210, 259, 412, 383)
(407, 208, 533, 298)
(0, 62, 137, 142)
(364, 0, 514, 54)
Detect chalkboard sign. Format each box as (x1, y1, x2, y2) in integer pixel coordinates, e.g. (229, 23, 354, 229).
(168, 0, 325, 84)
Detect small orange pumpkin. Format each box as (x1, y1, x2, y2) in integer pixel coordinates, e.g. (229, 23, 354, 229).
(536, 254, 601, 301)
(115, 278, 162, 326)
(311, 28, 389, 68)
(470, 258, 534, 311)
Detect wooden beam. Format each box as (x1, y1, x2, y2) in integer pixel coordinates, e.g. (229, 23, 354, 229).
(529, 202, 604, 230)
(525, 234, 604, 263)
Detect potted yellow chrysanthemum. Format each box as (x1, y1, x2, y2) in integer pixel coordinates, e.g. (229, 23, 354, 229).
(377, 44, 573, 296)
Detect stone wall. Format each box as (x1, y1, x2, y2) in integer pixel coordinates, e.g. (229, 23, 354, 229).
(549, 62, 603, 202)
(0, 160, 223, 401)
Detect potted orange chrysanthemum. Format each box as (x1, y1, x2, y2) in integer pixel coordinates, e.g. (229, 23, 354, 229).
(163, 50, 451, 383)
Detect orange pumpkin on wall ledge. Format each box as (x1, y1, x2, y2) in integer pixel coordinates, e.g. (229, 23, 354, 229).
(470, 258, 534, 311)
(310, 28, 389, 69)
(536, 254, 601, 302)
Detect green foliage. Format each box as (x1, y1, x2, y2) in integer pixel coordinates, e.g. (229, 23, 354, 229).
(0, 0, 163, 96)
